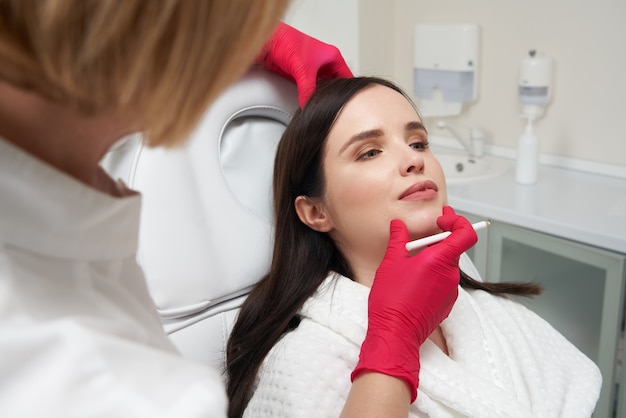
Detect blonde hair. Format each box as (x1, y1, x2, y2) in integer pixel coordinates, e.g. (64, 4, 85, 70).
(0, 0, 289, 147)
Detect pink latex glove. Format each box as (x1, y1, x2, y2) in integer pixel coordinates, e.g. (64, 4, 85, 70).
(351, 206, 477, 402)
(257, 22, 353, 107)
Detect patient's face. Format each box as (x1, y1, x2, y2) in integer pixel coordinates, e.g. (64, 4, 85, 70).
(320, 84, 448, 281)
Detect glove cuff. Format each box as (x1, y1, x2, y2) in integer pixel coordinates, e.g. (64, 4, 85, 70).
(351, 332, 420, 403)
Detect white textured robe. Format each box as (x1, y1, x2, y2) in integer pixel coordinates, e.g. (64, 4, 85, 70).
(245, 257, 601, 417)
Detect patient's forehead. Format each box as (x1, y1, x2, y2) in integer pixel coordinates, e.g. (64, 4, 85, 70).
(325, 84, 422, 150)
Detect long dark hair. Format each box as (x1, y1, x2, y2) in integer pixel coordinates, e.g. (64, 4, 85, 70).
(225, 77, 541, 417)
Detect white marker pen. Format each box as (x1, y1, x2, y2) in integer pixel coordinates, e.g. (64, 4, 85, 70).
(405, 221, 490, 251)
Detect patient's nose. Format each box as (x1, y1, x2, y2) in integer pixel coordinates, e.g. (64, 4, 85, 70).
(402, 149, 425, 175)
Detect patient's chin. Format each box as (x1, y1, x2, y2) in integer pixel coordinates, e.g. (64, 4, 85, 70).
(405, 216, 441, 241)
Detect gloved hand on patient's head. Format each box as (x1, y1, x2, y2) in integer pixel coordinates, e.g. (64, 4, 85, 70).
(257, 22, 353, 107)
(351, 206, 477, 402)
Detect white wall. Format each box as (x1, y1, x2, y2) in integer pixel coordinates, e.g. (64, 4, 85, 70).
(288, 0, 626, 168)
(386, 0, 626, 168)
(284, 0, 360, 73)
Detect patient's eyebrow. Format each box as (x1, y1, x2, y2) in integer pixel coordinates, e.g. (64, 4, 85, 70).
(339, 128, 384, 155)
(338, 121, 427, 155)
(406, 121, 427, 134)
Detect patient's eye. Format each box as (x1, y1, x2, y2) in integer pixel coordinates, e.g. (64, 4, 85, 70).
(410, 139, 429, 151)
(358, 148, 381, 160)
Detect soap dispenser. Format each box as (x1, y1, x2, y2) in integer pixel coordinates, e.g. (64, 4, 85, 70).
(515, 116, 539, 184)
(515, 49, 553, 185)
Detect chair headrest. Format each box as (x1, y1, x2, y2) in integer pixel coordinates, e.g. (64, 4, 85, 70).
(103, 67, 299, 320)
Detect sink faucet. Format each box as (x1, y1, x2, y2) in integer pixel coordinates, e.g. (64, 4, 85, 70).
(436, 121, 485, 159)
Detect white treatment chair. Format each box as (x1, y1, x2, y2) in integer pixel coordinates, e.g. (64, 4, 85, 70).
(101, 66, 299, 375)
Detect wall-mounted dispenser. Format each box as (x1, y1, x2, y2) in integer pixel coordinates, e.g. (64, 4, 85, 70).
(518, 49, 553, 119)
(413, 23, 480, 117)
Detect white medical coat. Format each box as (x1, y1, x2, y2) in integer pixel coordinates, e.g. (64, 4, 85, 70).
(0, 138, 227, 417)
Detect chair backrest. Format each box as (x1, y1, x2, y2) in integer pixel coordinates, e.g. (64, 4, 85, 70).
(101, 66, 299, 374)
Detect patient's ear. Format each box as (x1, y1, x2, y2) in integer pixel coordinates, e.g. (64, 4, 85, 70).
(294, 196, 333, 232)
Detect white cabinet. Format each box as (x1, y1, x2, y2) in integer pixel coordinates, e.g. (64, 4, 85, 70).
(461, 212, 626, 418)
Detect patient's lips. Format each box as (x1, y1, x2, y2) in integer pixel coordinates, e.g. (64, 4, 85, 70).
(399, 180, 438, 201)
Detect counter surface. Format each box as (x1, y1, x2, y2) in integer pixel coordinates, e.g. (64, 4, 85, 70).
(435, 147, 626, 254)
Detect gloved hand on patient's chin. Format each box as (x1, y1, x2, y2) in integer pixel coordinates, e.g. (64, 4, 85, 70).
(351, 206, 477, 402)
(257, 22, 353, 107)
